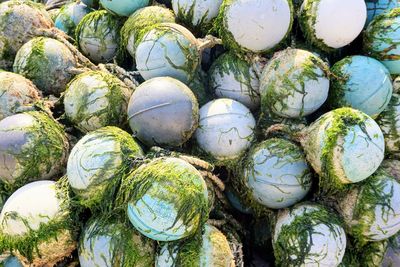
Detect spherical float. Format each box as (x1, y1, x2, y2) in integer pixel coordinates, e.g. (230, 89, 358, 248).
(127, 77, 199, 147)
(209, 52, 260, 110)
(337, 168, 400, 244)
(225, 187, 253, 214)
(135, 23, 200, 84)
(299, 108, 385, 192)
(54, 2, 92, 36)
(217, 0, 293, 53)
(329, 55, 393, 118)
(195, 98, 256, 163)
(0, 1, 53, 68)
(121, 6, 175, 58)
(0, 112, 69, 190)
(67, 127, 143, 209)
(300, 0, 366, 51)
(242, 138, 312, 209)
(364, 8, 400, 74)
(117, 157, 209, 241)
(273, 203, 347, 267)
(0, 71, 41, 120)
(13, 37, 76, 95)
(0, 180, 77, 266)
(76, 10, 121, 63)
(79, 218, 155, 267)
(260, 48, 329, 118)
(64, 71, 132, 133)
(382, 233, 400, 267)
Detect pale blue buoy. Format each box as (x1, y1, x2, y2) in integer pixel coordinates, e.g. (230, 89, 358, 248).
(119, 157, 209, 242)
(329, 55, 393, 118)
(364, 8, 400, 75)
(365, 0, 399, 25)
(55, 2, 92, 36)
(100, 0, 150, 17)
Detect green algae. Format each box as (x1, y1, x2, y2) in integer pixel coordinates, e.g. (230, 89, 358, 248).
(13, 36, 75, 95)
(0, 111, 69, 196)
(299, 0, 337, 53)
(300, 108, 368, 195)
(115, 157, 209, 238)
(70, 126, 144, 212)
(209, 52, 259, 105)
(377, 94, 400, 158)
(344, 168, 397, 246)
(174, 1, 215, 36)
(328, 57, 355, 108)
(273, 203, 345, 266)
(364, 8, 400, 61)
(260, 48, 329, 118)
(64, 70, 132, 133)
(120, 6, 175, 56)
(81, 215, 155, 267)
(75, 10, 122, 63)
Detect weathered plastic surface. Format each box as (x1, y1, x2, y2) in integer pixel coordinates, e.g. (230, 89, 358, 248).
(126, 158, 208, 241)
(0, 181, 61, 236)
(364, 8, 400, 74)
(209, 52, 260, 110)
(0, 72, 41, 120)
(156, 224, 234, 266)
(300, 0, 366, 50)
(54, 2, 92, 35)
(77, 11, 120, 63)
(135, 23, 200, 84)
(195, 98, 256, 161)
(330, 56, 393, 118)
(260, 49, 329, 118)
(128, 77, 198, 147)
(0, 114, 33, 183)
(245, 139, 312, 209)
(13, 37, 76, 95)
(222, 0, 292, 52)
(172, 0, 222, 26)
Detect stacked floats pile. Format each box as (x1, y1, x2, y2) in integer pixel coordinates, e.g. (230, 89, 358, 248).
(0, 0, 400, 266)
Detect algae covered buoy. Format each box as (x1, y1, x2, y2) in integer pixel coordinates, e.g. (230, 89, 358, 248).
(260, 48, 330, 118)
(156, 224, 235, 266)
(241, 138, 312, 210)
(79, 218, 155, 267)
(273, 203, 347, 267)
(0, 112, 69, 191)
(195, 98, 256, 164)
(67, 127, 144, 210)
(0, 179, 78, 266)
(64, 71, 132, 133)
(116, 157, 209, 241)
